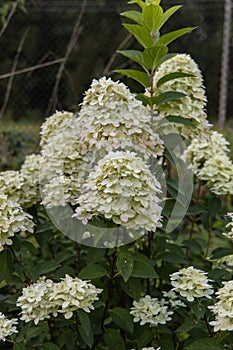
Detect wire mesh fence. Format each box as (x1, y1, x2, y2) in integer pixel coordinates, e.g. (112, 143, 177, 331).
(0, 0, 231, 134)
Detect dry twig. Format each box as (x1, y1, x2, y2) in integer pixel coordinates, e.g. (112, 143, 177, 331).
(0, 1, 18, 38)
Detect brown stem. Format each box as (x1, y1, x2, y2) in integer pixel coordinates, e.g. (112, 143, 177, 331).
(0, 2, 18, 38)
(47, 320, 55, 343)
(103, 33, 133, 76)
(9, 246, 31, 284)
(204, 229, 212, 259)
(75, 242, 81, 273)
(101, 249, 117, 329)
(147, 231, 154, 294)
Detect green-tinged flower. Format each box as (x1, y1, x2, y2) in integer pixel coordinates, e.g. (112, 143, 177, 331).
(130, 295, 173, 326)
(170, 266, 213, 302)
(183, 131, 233, 195)
(149, 54, 210, 139)
(17, 275, 102, 324)
(20, 154, 41, 207)
(73, 151, 163, 232)
(209, 281, 233, 331)
(0, 312, 18, 341)
(0, 193, 34, 251)
(79, 77, 164, 158)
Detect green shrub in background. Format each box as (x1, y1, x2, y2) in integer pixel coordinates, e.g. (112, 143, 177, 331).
(0, 1, 233, 349)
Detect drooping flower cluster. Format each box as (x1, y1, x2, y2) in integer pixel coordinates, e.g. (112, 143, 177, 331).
(79, 77, 164, 158)
(0, 312, 18, 341)
(74, 151, 163, 232)
(17, 274, 102, 324)
(150, 54, 210, 139)
(170, 266, 214, 302)
(183, 131, 233, 195)
(130, 295, 173, 326)
(0, 193, 34, 251)
(222, 213, 233, 240)
(209, 281, 233, 332)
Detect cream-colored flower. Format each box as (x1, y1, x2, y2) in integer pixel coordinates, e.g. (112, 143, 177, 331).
(73, 151, 163, 232)
(20, 154, 42, 207)
(17, 275, 102, 324)
(79, 77, 164, 158)
(0, 312, 18, 341)
(162, 290, 186, 308)
(149, 54, 209, 139)
(130, 295, 173, 326)
(170, 266, 213, 302)
(209, 281, 233, 331)
(0, 193, 34, 251)
(132, 348, 160, 350)
(17, 277, 56, 325)
(0, 170, 23, 203)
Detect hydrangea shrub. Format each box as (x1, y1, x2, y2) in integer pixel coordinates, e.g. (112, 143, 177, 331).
(0, 0, 233, 349)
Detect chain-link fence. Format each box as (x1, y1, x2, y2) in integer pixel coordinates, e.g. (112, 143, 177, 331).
(0, 0, 231, 131)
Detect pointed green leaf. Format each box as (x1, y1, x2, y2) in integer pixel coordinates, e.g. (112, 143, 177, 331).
(104, 329, 126, 350)
(131, 260, 157, 278)
(78, 264, 107, 279)
(157, 27, 196, 46)
(13, 345, 27, 350)
(136, 93, 152, 106)
(142, 4, 163, 33)
(110, 307, 134, 334)
(128, 0, 145, 8)
(156, 72, 195, 88)
(185, 338, 224, 350)
(142, 45, 168, 71)
(121, 10, 143, 25)
(116, 253, 134, 282)
(115, 69, 150, 88)
(43, 343, 60, 350)
(0, 248, 13, 283)
(156, 5, 182, 31)
(160, 115, 195, 127)
(156, 53, 177, 68)
(123, 24, 154, 48)
(153, 91, 186, 105)
(117, 50, 145, 68)
(78, 310, 94, 348)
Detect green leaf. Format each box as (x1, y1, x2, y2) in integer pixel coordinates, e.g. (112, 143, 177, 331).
(153, 91, 186, 105)
(155, 5, 182, 32)
(115, 69, 150, 87)
(78, 264, 107, 280)
(104, 329, 126, 350)
(187, 205, 206, 216)
(137, 329, 154, 349)
(158, 27, 196, 46)
(110, 307, 134, 334)
(42, 343, 60, 350)
(116, 253, 134, 282)
(156, 53, 177, 68)
(160, 115, 195, 127)
(175, 321, 200, 334)
(160, 251, 185, 264)
(156, 72, 195, 88)
(128, 0, 145, 8)
(33, 260, 61, 276)
(78, 310, 94, 348)
(123, 24, 154, 48)
(0, 248, 13, 283)
(142, 4, 163, 33)
(117, 50, 145, 68)
(185, 338, 224, 350)
(211, 248, 233, 260)
(121, 10, 143, 25)
(142, 45, 168, 71)
(131, 260, 157, 278)
(191, 303, 206, 321)
(13, 345, 27, 350)
(208, 197, 222, 217)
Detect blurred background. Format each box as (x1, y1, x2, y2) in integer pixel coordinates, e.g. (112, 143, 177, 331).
(0, 0, 232, 168)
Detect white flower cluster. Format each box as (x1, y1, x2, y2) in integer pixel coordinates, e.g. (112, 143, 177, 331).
(162, 290, 186, 308)
(0, 312, 18, 341)
(17, 274, 102, 324)
(209, 281, 233, 332)
(151, 54, 210, 139)
(183, 131, 233, 195)
(40, 111, 85, 207)
(170, 266, 214, 302)
(0, 155, 42, 208)
(0, 193, 34, 251)
(79, 77, 164, 158)
(212, 254, 233, 273)
(74, 151, 163, 232)
(132, 348, 160, 350)
(130, 295, 173, 326)
(223, 213, 233, 240)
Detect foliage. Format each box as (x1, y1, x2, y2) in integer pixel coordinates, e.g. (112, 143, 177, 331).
(0, 1, 233, 350)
